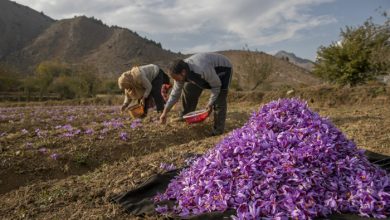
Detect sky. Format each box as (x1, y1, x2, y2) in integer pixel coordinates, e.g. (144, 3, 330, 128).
(13, 0, 390, 60)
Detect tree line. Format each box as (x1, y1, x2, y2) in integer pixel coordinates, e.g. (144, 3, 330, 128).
(0, 61, 121, 100)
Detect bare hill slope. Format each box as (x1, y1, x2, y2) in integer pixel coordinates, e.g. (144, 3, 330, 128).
(0, 0, 54, 59)
(7, 16, 181, 75)
(220, 50, 322, 90)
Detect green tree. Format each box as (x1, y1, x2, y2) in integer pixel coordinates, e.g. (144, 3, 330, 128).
(0, 63, 23, 92)
(73, 64, 101, 98)
(314, 16, 390, 86)
(35, 60, 72, 99)
(49, 76, 77, 99)
(100, 79, 121, 94)
(22, 76, 40, 100)
(45, 63, 101, 99)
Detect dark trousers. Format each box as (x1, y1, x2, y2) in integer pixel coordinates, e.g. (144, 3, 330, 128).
(180, 67, 231, 135)
(144, 69, 168, 114)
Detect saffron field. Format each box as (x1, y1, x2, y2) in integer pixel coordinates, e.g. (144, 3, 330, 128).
(0, 93, 389, 219)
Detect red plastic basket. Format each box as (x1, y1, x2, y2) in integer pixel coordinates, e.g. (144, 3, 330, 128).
(183, 109, 209, 124)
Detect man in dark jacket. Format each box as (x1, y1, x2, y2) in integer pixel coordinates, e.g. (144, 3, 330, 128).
(159, 52, 233, 136)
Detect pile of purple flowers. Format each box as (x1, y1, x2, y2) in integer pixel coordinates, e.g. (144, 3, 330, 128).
(154, 98, 390, 219)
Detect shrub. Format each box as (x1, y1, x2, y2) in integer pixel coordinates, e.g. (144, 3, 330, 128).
(314, 15, 390, 86)
(235, 46, 273, 90)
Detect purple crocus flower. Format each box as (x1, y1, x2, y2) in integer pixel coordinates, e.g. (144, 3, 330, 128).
(85, 128, 94, 135)
(74, 129, 81, 135)
(62, 132, 73, 137)
(38, 148, 47, 154)
(62, 124, 73, 131)
(50, 153, 60, 160)
(160, 163, 176, 171)
(130, 119, 143, 129)
(156, 205, 169, 214)
(120, 132, 128, 141)
(67, 115, 76, 122)
(100, 128, 109, 134)
(35, 128, 46, 138)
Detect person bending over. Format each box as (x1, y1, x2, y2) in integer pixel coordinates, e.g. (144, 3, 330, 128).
(160, 52, 233, 136)
(118, 64, 170, 116)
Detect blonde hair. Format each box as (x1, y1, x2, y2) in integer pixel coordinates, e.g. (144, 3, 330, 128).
(118, 67, 141, 90)
(118, 67, 145, 100)
(118, 71, 132, 90)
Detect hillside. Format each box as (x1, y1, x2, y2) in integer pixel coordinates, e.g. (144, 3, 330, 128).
(274, 50, 315, 71)
(0, 0, 322, 89)
(220, 50, 322, 90)
(0, 0, 54, 59)
(6, 16, 181, 76)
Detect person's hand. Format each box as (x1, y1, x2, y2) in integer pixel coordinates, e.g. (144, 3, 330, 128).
(159, 113, 167, 124)
(140, 98, 146, 106)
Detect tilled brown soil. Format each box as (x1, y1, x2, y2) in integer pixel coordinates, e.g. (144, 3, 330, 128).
(0, 104, 249, 194)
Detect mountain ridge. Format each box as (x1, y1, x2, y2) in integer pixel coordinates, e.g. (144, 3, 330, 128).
(5, 15, 181, 76)
(0, 0, 54, 59)
(274, 50, 315, 71)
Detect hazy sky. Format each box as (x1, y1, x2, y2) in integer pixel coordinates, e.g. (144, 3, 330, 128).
(13, 0, 390, 60)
